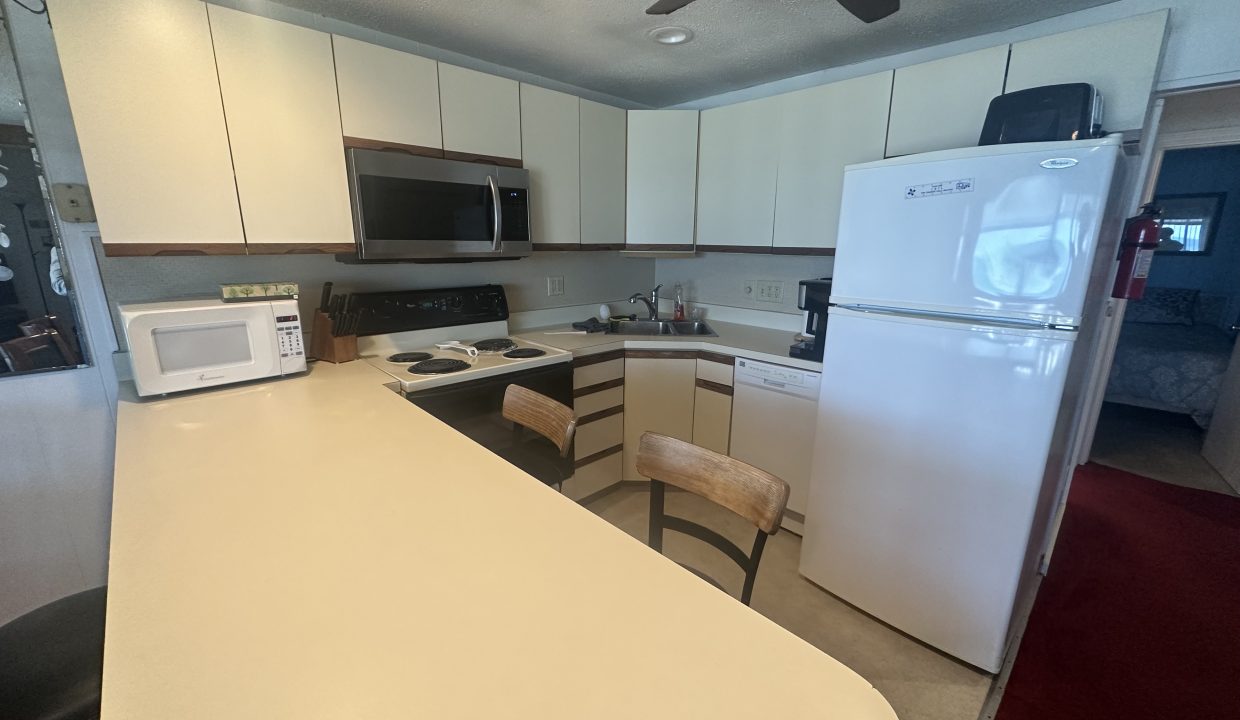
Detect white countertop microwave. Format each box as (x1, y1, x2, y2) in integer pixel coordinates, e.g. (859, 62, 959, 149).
(120, 298, 307, 396)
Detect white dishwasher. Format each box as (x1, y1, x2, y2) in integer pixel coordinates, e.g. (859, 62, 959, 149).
(729, 358, 821, 534)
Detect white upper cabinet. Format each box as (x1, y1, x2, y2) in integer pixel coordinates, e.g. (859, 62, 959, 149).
(333, 35, 442, 149)
(208, 6, 354, 249)
(886, 45, 1009, 157)
(49, 0, 244, 250)
(579, 100, 627, 247)
(520, 84, 580, 247)
(438, 64, 522, 160)
(695, 96, 781, 249)
(1006, 11, 1169, 132)
(626, 110, 699, 248)
(773, 71, 893, 251)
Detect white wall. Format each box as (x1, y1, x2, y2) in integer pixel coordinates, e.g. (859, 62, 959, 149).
(0, 0, 119, 625)
(676, 1, 1240, 110)
(655, 253, 832, 318)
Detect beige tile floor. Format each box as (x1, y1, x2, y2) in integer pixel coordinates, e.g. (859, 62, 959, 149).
(1090, 402, 1238, 496)
(585, 485, 993, 720)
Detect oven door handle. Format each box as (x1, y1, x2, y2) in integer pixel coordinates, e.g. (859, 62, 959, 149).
(488, 175, 503, 252)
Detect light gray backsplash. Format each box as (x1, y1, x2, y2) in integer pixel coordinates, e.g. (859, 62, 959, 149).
(97, 245, 654, 346)
(655, 252, 833, 315)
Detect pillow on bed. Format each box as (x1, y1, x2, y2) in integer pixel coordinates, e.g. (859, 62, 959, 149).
(1125, 287, 1198, 325)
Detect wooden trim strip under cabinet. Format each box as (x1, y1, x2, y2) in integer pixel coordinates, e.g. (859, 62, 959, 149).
(695, 244, 774, 254)
(772, 246, 836, 256)
(625, 349, 699, 360)
(578, 404, 623, 426)
(574, 443, 623, 469)
(624, 244, 694, 252)
(696, 378, 734, 396)
(531, 243, 577, 252)
(697, 351, 735, 366)
(102, 243, 248, 257)
(246, 243, 356, 255)
(343, 136, 444, 159)
(573, 349, 625, 368)
(579, 244, 626, 251)
(573, 377, 625, 398)
(442, 149, 522, 168)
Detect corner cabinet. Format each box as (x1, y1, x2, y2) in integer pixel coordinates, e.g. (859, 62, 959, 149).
(579, 100, 627, 249)
(333, 35, 443, 152)
(692, 355, 734, 455)
(521, 84, 581, 248)
(695, 96, 781, 251)
(49, 0, 246, 254)
(886, 45, 1009, 157)
(438, 64, 522, 163)
(1006, 11, 1168, 133)
(625, 111, 699, 250)
(207, 6, 355, 253)
(772, 71, 893, 252)
(623, 351, 698, 480)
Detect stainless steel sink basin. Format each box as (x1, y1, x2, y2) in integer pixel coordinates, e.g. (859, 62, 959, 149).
(606, 319, 718, 337)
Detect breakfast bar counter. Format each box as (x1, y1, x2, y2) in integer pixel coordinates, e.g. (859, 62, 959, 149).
(108, 360, 894, 719)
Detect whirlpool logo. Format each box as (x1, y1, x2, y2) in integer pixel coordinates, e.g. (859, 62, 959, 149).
(1040, 158, 1079, 169)
(197, 373, 225, 382)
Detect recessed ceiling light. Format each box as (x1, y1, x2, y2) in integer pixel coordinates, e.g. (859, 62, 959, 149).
(649, 26, 694, 45)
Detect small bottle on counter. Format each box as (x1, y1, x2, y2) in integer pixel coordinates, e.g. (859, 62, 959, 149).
(673, 284, 686, 321)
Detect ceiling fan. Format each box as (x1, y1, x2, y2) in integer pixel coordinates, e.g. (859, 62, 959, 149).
(646, 0, 899, 24)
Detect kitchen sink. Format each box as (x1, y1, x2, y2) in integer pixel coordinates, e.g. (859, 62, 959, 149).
(606, 319, 718, 337)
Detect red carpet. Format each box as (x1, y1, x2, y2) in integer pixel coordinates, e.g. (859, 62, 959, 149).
(996, 463, 1240, 720)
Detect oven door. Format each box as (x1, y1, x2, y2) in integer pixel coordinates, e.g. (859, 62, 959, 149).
(348, 149, 531, 260)
(405, 362, 573, 486)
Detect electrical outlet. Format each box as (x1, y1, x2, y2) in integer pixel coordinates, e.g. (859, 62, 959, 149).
(755, 280, 784, 304)
(743, 279, 756, 298)
(546, 276, 565, 297)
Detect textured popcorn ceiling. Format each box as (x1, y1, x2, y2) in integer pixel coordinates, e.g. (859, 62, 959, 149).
(271, 0, 1117, 107)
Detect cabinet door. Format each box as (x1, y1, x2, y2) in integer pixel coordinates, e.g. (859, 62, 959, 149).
(886, 45, 1009, 157)
(695, 96, 780, 251)
(438, 64, 522, 161)
(208, 6, 354, 252)
(625, 111, 699, 249)
(333, 35, 442, 150)
(1006, 11, 1168, 132)
(692, 387, 732, 455)
(773, 71, 893, 251)
(521, 85, 580, 247)
(49, 0, 244, 253)
(623, 356, 697, 480)
(579, 100, 627, 248)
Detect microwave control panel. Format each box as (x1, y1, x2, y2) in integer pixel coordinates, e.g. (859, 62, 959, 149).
(275, 314, 307, 372)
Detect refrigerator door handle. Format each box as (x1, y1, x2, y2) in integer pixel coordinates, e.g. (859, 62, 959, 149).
(835, 303, 1075, 332)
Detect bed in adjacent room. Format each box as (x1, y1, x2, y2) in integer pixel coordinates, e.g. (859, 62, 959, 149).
(1105, 288, 1237, 428)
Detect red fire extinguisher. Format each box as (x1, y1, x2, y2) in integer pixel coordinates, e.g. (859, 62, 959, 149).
(1112, 203, 1162, 300)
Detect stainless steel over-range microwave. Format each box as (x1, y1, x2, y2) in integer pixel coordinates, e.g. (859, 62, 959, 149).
(346, 149, 532, 261)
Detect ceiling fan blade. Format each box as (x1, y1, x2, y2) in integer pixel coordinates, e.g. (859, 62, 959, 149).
(836, 0, 899, 23)
(646, 0, 698, 15)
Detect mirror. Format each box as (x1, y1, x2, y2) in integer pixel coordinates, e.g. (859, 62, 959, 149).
(0, 17, 87, 376)
(1154, 192, 1227, 255)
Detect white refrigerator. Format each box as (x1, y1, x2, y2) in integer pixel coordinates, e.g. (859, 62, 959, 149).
(798, 137, 1123, 672)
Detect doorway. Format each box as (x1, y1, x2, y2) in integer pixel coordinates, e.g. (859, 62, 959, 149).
(1089, 87, 1240, 496)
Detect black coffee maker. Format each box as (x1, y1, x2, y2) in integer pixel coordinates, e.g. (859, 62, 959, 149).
(789, 278, 832, 362)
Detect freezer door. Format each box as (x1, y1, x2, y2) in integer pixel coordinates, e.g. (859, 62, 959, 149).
(798, 308, 1075, 672)
(832, 139, 1120, 326)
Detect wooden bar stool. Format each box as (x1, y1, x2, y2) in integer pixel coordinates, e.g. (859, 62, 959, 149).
(500, 384, 578, 491)
(636, 432, 790, 606)
(0, 586, 106, 720)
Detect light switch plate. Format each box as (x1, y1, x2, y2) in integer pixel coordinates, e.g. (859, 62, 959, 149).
(51, 183, 96, 223)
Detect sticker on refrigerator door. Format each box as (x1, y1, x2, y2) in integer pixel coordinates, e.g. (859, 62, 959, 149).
(905, 178, 974, 199)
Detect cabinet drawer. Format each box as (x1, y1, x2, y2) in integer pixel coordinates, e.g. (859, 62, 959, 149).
(696, 358, 734, 386)
(575, 386, 624, 417)
(575, 413, 624, 460)
(574, 358, 624, 389)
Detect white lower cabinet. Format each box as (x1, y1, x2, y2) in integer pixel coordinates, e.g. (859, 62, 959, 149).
(692, 357, 734, 455)
(567, 352, 625, 501)
(623, 354, 697, 480)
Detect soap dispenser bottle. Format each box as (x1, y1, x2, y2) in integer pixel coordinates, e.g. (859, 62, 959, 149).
(673, 283, 686, 321)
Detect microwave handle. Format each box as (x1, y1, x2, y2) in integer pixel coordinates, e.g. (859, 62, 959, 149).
(487, 175, 503, 251)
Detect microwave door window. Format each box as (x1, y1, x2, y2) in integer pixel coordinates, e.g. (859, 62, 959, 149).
(153, 322, 253, 374)
(359, 175, 492, 244)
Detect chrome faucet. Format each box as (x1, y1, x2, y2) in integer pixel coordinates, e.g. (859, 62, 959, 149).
(629, 284, 662, 321)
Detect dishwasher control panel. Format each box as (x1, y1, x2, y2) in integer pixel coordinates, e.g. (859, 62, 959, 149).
(735, 359, 820, 394)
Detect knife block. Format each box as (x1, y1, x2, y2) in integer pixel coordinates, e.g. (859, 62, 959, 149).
(310, 311, 357, 364)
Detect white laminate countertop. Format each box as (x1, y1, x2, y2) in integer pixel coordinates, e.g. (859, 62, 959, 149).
(516, 319, 823, 370)
(107, 358, 891, 719)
